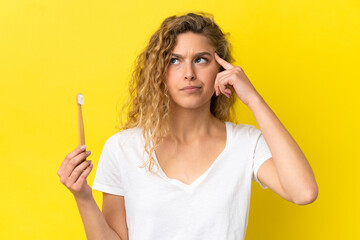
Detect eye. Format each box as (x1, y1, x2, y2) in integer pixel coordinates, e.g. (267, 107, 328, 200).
(170, 58, 179, 64)
(195, 57, 208, 63)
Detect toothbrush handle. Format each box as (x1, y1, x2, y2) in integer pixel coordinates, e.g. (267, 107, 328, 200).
(78, 104, 85, 146)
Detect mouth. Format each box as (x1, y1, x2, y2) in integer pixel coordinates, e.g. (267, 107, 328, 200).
(181, 86, 201, 90)
(180, 86, 201, 93)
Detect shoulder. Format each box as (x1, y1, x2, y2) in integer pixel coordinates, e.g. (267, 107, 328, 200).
(227, 121, 261, 138)
(103, 127, 144, 150)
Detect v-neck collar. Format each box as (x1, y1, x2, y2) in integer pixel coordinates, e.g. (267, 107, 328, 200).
(149, 121, 231, 190)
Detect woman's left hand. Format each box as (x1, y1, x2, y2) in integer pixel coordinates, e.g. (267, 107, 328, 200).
(214, 52, 262, 106)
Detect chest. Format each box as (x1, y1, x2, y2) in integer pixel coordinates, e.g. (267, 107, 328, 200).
(154, 137, 226, 185)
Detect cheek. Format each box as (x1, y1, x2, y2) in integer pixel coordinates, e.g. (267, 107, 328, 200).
(164, 81, 178, 99)
(164, 71, 175, 87)
(202, 68, 218, 84)
(165, 68, 178, 81)
(205, 62, 220, 77)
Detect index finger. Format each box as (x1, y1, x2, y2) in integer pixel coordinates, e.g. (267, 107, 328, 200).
(214, 52, 234, 70)
(58, 145, 87, 172)
(66, 145, 87, 160)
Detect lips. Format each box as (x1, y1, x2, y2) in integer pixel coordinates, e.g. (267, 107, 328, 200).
(181, 86, 201, 90)
(180, 86, 201, 93)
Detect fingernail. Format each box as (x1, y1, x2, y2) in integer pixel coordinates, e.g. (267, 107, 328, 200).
(86, 150, 91, 155)
(80, 145, 86, 150)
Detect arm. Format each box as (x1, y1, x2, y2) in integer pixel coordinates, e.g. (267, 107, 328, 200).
(75, 195, 122, 240)
(213, 52, 318, 205)
(102, 193, 129, 240)
(248, 95, 318, 205)
(58, 145, 123, 240)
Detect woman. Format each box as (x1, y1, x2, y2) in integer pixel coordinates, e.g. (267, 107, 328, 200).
(58, 12, 318, 240)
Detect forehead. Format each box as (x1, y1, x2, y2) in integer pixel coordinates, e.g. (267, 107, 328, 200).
(172, 32, 214, 53)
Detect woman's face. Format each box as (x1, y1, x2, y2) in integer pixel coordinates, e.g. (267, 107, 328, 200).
(165, 32, 220, 111)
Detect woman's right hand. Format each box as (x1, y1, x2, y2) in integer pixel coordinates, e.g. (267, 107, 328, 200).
(58, 145, 94, 200)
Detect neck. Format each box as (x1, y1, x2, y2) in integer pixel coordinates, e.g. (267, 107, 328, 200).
(168, 101, 218, 143)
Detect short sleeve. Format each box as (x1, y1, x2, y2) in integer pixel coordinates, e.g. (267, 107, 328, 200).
(250, 125, 272, 189)
(92, 136, 124, 196)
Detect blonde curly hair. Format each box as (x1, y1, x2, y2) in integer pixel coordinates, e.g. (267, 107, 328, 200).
(117, 12, 237, 173)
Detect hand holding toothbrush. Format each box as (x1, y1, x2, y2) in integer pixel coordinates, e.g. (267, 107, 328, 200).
(57, 93, 93, 200)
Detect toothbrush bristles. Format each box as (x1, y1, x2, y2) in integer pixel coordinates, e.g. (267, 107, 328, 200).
(77, 93, 84, 105)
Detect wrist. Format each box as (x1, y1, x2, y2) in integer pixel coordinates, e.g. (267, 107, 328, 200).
(247, 93, 265, 108)
(74, 192, 94, 205)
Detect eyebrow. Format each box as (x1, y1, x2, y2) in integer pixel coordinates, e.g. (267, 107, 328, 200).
(170, 52, 212, 59)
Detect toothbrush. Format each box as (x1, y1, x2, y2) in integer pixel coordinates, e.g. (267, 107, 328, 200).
(77, 93, 85, 146)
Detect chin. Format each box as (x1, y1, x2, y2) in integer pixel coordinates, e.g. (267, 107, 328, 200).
(169, 91, 213, 110)
(171, 99, 211, 110)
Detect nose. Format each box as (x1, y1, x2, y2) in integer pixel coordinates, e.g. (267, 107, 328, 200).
(184, 61, 196, 81)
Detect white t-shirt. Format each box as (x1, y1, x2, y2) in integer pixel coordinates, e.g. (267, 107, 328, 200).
(92, 121, 272, 240)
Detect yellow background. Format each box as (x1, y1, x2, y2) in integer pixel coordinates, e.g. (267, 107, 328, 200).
(1, 0, 359, 239)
